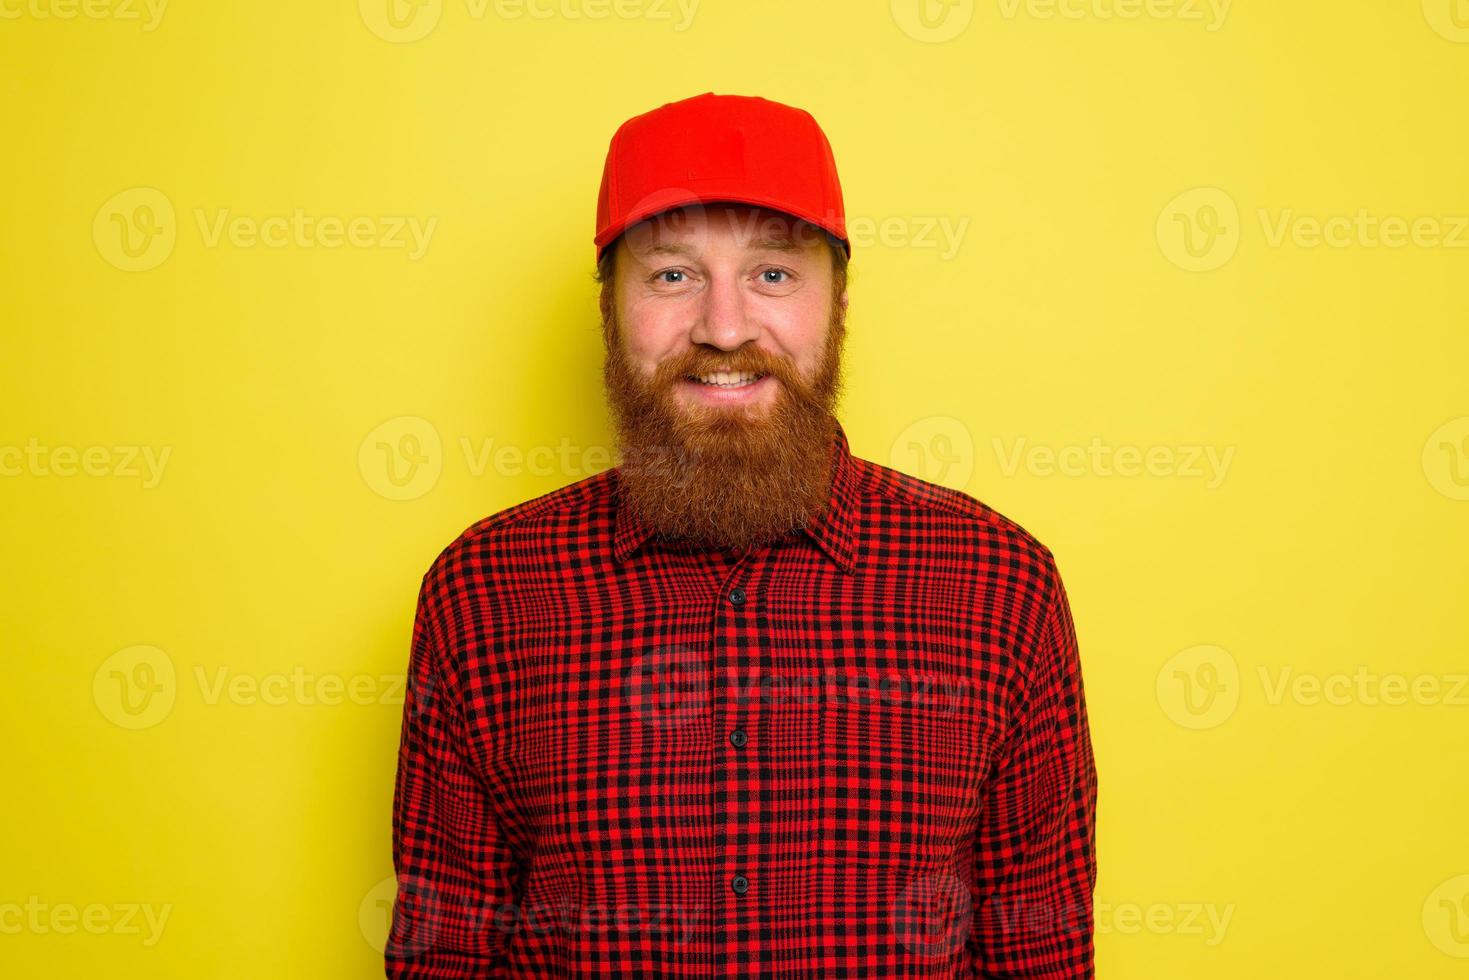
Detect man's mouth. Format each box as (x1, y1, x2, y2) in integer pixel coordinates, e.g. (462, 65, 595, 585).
(685, 371, 766, 389)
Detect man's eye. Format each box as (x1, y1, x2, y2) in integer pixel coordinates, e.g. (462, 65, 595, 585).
(655, 269, 687, 284)
(760, 269, 792, 284)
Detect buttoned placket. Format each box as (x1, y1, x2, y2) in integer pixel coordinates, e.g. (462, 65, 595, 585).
(705, 545, 762, 975)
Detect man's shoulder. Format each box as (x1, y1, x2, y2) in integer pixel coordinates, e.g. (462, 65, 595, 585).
(421, 467, 619, 582)
(849, 452, 1060, 577)
(849, 453, 1068, 642)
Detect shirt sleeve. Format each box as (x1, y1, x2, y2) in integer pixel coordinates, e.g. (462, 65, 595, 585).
(386, 571, 519, 978)
(969, 559, 1098, 978)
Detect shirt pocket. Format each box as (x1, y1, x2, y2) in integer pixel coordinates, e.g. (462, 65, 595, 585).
(798, 668, 996, 864)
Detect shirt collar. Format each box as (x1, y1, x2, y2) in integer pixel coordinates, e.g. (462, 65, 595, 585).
(612, 419, 860, 575)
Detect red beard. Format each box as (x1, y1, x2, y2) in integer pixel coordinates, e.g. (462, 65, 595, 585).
(602, 304, 847, 553)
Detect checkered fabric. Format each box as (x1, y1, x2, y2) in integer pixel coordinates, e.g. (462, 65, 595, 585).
(388, 420, 1097, 978)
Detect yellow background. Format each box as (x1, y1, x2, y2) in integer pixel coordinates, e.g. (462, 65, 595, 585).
(3, 1, 1468, 976)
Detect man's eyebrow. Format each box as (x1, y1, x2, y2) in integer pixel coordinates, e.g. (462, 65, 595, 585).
(748, 237, 803, 253)
(638, 242, 697, 258)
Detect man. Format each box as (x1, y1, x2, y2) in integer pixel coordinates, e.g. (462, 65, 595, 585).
(388, 91, 1097, 978)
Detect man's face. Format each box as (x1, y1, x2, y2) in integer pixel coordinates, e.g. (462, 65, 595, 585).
(602, 202, 849, 552)
(611, 202, 845, 415)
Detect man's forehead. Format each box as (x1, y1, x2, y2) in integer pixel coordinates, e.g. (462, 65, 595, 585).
(624, 203, 823, 254)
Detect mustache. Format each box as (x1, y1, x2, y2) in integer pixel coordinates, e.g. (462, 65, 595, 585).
(658, 350, 794, 385)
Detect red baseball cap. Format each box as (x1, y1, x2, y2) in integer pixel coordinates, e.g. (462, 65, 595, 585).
(594, 92, 849, 264)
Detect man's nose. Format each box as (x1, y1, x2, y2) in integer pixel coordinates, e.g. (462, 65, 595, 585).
(687, 272, 758, 351)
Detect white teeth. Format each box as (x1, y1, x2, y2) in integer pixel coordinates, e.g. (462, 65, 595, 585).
(693, 371, 762, 388)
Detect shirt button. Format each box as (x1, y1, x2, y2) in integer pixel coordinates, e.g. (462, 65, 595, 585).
(728, 586, 746, 607)
(728, 728, 748, 748)
(730, 874, 749, 895)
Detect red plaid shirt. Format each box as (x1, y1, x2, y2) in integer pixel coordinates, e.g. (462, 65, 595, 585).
(389, 420, 1097, 978)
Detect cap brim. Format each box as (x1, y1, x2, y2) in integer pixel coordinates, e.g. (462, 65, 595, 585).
(596, 188, 850, 262)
